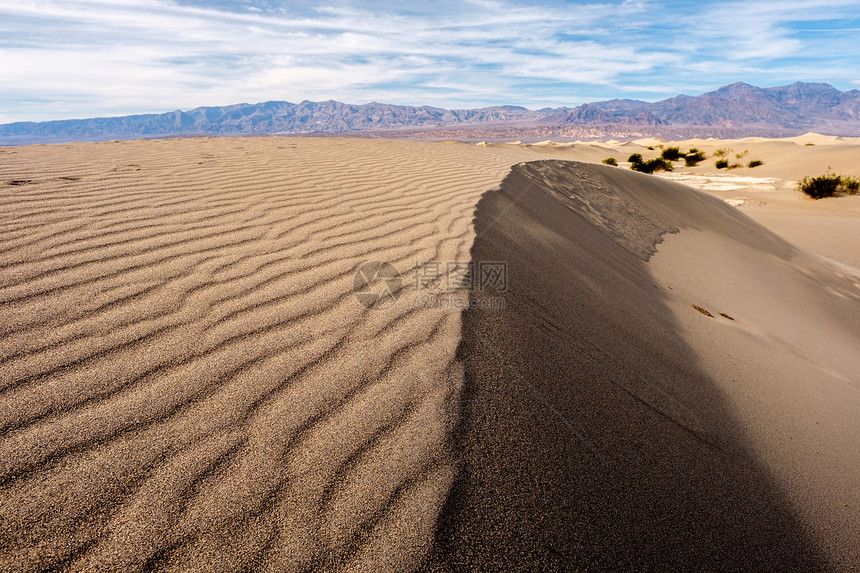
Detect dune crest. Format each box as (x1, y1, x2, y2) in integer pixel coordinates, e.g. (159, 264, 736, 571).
(430, 160, 858, 570)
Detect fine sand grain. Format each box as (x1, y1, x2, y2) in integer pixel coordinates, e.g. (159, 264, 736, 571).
(0, 137, 541, 572)
(1, 138, 858, 571)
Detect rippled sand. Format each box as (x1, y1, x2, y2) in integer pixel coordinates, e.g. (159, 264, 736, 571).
(1, 137, 858, 571)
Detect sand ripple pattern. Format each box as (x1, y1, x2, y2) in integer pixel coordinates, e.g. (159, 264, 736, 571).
(0, 138, 535, 572)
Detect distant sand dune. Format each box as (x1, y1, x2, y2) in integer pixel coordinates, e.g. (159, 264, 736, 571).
(1, 139, 858, 571)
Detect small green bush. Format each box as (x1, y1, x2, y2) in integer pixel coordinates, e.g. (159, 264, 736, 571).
(713, 148, 732, 158)
(748, 159, 763, 168)
(842, 176, 860, 194)
(797, 171, 860, 199)
(799, 174, 842, 198)
(684, 149, 706, 166)
(627, 152, 673, 174)
(631, 161, 653, 173)
(715, 159, 729, 169)
(631, 158, 673, 174)
(602, 157, 618, 166)
(660, 146, 683, 161)
(735, 149, 749, 159)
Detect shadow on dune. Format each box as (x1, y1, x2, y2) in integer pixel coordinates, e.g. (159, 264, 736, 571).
(426, 161, 827, 571)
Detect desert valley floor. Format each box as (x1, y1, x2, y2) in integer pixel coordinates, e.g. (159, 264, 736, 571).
(1, 136, 858, 572)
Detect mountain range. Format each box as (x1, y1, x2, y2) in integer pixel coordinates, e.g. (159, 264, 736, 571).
(2, 82, 859, 145)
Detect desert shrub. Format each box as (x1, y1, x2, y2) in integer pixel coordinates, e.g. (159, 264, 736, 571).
(627, 153, 672, 174)
(660, 146, 683, 161)
(735, 149, 749, 159)
(805, 142, 815, 146)
(631, 161, 653, 173)
(748, 159, 763, 168)
(842, 176, 860, 194)
(715, 159, 729, 169)
(799, 174, 842, 198)
(684, 149, 706, 166)
(602, 157, 618, 166)
(652, 158, 674, 172)
(632, 157, 673, 174)
(713, 148, 732, 158)
(797, 173, 859, 198)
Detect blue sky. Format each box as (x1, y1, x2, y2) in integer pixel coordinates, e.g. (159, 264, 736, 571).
(2, 0, 859, 123)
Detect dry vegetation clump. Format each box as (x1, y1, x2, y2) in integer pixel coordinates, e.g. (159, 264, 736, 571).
(628, 153, 673, 174)
(684, 149, 706, 166)
(798, 171, 860, 199)
(628, 145, 758, 172)
(692, 304, 713, 317)
(660, 146, 683, 161)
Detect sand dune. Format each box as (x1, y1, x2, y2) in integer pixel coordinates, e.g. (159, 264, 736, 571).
(488, 135, 860, 271)
(0, 138, 544, 572)
(1, 138, 858, 571)
(429, 161, 859, 570)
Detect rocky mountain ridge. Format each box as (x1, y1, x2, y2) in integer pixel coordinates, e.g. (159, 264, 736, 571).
(2, 82, 859, 144)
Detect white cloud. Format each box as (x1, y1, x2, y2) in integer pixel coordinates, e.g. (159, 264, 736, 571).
(0, 0, 858, 123)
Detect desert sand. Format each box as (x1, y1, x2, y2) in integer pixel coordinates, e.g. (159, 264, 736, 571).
(1, 136, 858, 571)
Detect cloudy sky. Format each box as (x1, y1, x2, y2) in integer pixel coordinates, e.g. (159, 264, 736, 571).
(2, 0, 859, 123)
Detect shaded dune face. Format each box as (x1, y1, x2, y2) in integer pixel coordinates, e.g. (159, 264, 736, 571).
(429, 161, 828, 571)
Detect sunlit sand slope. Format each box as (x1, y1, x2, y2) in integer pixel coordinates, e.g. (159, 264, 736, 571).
(0, 137, 538, 572)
